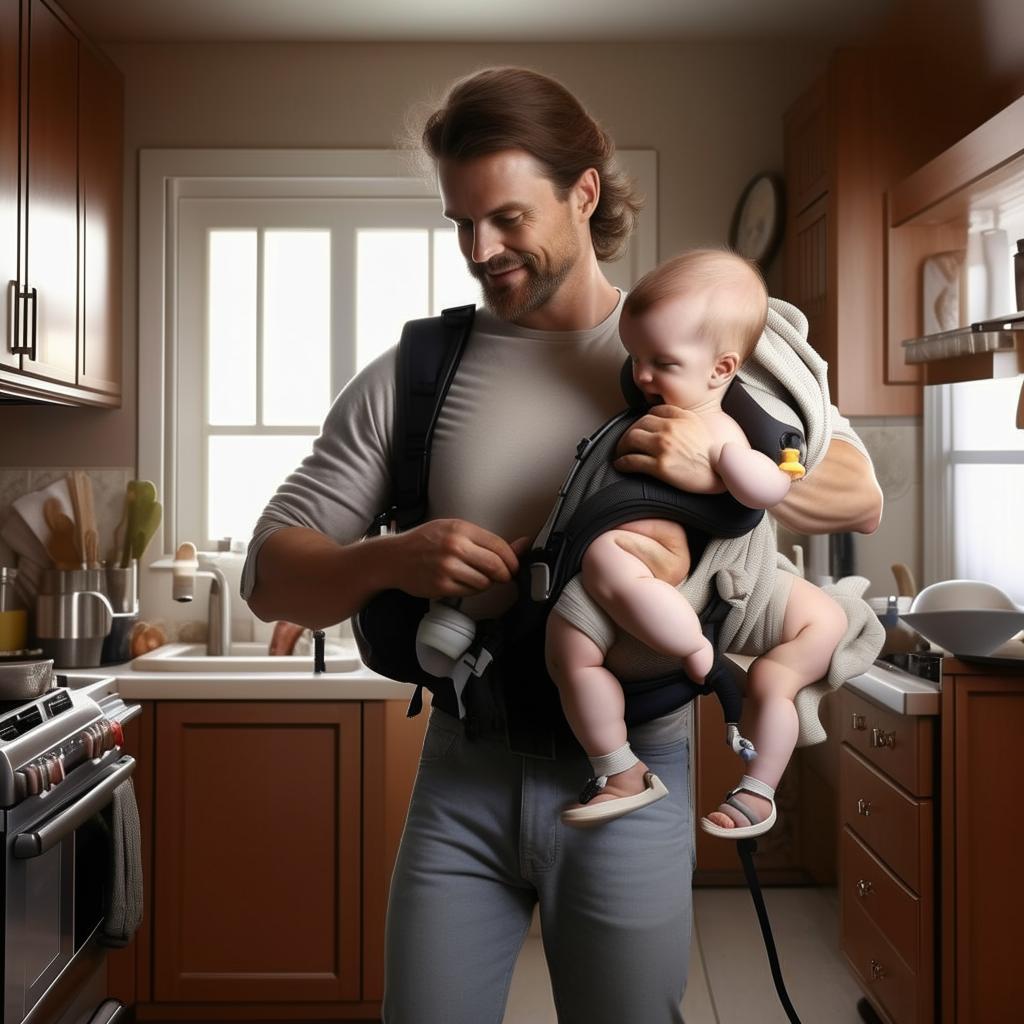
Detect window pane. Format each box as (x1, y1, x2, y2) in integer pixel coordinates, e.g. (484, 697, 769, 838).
(356, 230, 429, 370)
(263, 230, 331, 425)
(953, 463, 1024, 604)
(951, 376, 1024, 450)
(208, 435, 316, 545)
(432, 229, 479, 314)
(208, 231, 257, 425)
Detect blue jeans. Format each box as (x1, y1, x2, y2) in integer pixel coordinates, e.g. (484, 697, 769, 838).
(383, 705, 694, 1023)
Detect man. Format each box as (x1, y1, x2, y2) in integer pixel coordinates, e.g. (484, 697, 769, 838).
(242, 67, 881, 1023)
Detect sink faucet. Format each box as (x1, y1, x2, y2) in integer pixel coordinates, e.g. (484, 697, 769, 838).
(196, 556, 231, 657)
(154, 542, 233, 656)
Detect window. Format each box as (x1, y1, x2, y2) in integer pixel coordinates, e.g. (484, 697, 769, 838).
(138, 150, 656, 560)
(175, 199, 480, 547)
(924, 376, 1024, 603)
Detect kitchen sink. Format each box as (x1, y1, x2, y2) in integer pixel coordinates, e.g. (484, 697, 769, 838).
(131, 640, 363, 674)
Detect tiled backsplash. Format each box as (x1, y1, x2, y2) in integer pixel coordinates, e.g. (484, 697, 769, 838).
(0, 466, 135, 566)
(0, 466, 345, 647)
(847, 417, 923, 597)
(0, 466, 214, 644)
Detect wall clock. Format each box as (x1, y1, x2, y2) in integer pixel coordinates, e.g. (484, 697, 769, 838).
(729, 173, 785, 267)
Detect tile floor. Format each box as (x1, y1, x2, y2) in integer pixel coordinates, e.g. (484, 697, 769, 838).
(504, 887, 867, 1023)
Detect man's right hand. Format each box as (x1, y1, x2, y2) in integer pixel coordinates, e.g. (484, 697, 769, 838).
(393, 519, 530, 599)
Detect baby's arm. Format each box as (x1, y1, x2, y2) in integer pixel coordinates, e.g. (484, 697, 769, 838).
(707, 414, 793, 509)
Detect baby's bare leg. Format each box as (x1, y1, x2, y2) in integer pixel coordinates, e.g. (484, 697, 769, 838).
(707, 576, 848, 830)
(582, 527, 714, 682)
(546, 611, 650, 802)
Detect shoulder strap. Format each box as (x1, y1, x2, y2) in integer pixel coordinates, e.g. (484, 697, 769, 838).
(392, 304, 476, 530)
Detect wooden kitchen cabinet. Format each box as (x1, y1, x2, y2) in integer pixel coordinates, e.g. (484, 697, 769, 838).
(126, 699, 426, 1022)
(939, 662, 1024, 1023)
(783, 49, 922, 416)
(839, 661, 1024, 1023)
(0, 0, 123, 406)
(151, 702, 363, 1006)
(839, 688, 936, 1024)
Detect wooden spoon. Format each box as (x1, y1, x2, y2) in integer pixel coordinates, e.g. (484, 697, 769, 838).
(44, 497, 83, 570)
(890, 562, 918, 598)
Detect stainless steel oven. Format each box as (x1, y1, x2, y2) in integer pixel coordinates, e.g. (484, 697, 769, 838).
(1, 684, 139, 1024)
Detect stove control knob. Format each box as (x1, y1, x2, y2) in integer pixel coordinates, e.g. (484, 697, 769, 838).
(110, 720, 125, 748)
(21, 764, 41, 796)
(48, 755, 65, 785)
(81, 728, 95, 759)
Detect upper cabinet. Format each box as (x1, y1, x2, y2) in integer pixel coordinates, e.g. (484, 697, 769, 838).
(783, 50, 922, 417)
(0, 0, 123, 407)
(888, 95, 1024, 388)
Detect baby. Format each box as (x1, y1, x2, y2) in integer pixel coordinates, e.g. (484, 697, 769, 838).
(546, 249, 848, 835)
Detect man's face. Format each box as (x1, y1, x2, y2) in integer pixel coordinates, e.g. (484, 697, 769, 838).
(438, 150, 581, 323)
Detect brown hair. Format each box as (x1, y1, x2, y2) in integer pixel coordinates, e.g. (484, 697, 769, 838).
(623, 249, 769, 361)
(420, 67, 643, 262)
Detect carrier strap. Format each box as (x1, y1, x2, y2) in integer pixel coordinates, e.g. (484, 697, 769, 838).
(738, 839, 803, 1023)
(392, 305, 476, 531)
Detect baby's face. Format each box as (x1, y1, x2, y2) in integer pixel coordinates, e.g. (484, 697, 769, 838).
(620, 291, 729, 410)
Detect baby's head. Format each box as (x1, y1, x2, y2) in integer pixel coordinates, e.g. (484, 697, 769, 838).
(620, 249, 768, 410)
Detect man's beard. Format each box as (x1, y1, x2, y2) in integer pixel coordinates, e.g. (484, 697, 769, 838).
(470, 233, 578, 323)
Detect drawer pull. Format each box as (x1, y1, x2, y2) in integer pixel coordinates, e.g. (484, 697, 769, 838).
(870, 959, 886, 981)
(855, 878, 873, 898)
(871, 728, 896, 749)
(857, 798, 872, 816)
(851, 713, 866, 731)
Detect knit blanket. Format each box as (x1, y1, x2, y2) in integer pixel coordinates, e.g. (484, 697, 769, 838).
(554, 298, 884, 746)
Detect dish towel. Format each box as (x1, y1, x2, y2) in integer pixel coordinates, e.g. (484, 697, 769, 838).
(99, 779, 144, 947)
(555, 297, 884, 746)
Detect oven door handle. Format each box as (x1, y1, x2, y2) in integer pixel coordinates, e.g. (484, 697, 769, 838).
(13, 755, 136, 860)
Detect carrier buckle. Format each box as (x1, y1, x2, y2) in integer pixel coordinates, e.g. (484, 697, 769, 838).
(449, 644, 495, 719)
(530, 562, 551, 601)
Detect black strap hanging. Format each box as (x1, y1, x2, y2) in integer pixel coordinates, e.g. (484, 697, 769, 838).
(737, 838, 803, 1024)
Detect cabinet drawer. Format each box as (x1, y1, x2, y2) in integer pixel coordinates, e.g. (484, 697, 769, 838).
(841, 689, 935, 797)
(841, 827, 921, 973)
(843, 895, 920, 1024)
(840, 746, 932, 893)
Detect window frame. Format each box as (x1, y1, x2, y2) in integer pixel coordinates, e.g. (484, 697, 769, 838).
(923, 378, 1024, 595)
(138, 148, 657, 564)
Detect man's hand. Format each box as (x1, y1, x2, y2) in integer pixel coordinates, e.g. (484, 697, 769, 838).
(395, 519, 531, 599)
(613, 406, 725, 493)
(268, 621, 305, 655)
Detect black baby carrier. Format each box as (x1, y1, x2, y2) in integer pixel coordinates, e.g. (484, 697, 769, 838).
(353, 304, 807, 741)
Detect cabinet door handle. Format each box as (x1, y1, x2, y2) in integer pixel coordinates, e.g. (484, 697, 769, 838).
(871, 728, 895, 749)
(9, 281, 33, 355)
(27, 287, 37, 361)
(857, 798, 872, 816)
(851, 713, 866, 731)
(870, 959, 886, 981)
(856, 879, 873, 898)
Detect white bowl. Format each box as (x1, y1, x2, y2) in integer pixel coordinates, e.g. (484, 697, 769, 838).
(901, 580, 1024, 656)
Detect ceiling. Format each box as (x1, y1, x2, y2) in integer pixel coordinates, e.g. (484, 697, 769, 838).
(58, 0, 896, 44)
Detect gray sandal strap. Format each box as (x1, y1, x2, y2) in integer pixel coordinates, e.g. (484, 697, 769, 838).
(725, 796, 762, 826)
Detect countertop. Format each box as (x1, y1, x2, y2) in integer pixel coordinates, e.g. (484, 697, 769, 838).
(64, 660, 416, 702)
(65, 651, 949, 713)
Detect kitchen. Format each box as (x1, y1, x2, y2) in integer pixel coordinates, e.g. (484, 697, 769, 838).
(1, 0, 1023, 1022)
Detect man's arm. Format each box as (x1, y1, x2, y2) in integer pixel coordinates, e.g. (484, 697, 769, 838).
(614, 406, 882, 535)
(770, 437, 882, 535)
(247, 521, 527, 629)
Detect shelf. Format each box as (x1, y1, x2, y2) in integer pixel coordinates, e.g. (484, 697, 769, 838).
(888, 94, 1024, 385)
(890, 93, 1024, 227)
